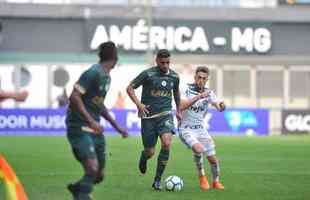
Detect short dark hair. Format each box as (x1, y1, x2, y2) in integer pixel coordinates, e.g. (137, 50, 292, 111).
(156, 49, 170, 58)
(195, 66, 209, 75)
(98, 41, 118, 62)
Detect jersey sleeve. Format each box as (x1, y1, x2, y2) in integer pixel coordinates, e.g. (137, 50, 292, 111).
(180, 84, 190, 100)
(173, 75, 180, 94)
(208, 90, 220, 104)
(130, 70, 148, 89)
(74, 69, 97, 95)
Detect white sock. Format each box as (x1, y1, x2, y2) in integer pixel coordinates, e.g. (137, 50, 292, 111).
(193, 153, 205, 176)
(210, 161, 220, 182)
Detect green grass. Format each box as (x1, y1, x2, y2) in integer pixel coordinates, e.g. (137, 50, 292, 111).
(0, 135, 309, 200)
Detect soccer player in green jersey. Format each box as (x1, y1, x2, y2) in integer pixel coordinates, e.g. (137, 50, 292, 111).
(66, 41, 128, 200)
(126, 49, 182, 190)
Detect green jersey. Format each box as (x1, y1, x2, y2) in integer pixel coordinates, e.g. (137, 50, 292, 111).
(130, 66, 179, 116)
(66, 63, 111, 129)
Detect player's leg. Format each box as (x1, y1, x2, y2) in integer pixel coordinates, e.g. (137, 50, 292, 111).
(77, 158, 99, 200)
(67, 132, 99, 199)
(192, 143, 210, 190)
(204, 137, 224, 190)
(139, 119, 158, 174)
(206, 155, 224, 189)
(152, 132, 172, 190)
(179, 129, 209, 190)
(153, 115, 174, 190)
(94, 135, 106, 184)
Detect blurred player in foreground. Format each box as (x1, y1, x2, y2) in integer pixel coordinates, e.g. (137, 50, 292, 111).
(179, 66, 225, 190)
(66, 41, 128, 200)
(127, 49, 181, 190)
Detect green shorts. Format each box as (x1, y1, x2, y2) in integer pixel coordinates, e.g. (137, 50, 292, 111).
(141, 114, 175, 148)
(67, 128, 106, 169)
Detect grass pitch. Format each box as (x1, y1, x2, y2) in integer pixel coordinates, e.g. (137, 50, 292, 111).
(0, 135, 309, 200)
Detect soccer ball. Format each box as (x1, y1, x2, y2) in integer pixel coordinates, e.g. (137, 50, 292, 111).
(164, 175, 184, 191)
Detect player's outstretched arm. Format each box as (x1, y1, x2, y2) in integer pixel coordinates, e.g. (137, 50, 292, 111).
(100, 104, 128, 138)
(70, 88, 102, 134)
(180, 91, 209, 111)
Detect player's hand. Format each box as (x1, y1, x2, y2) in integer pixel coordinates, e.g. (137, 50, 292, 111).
(176, 109, 182, 122)
(89, 120, 103, 134)
(219, 102, 226, 112)
(137, 103, 150, 118)
(198, 91, 210, 99)
(117, 127, 129, 138)
(15, 90, 28, 102)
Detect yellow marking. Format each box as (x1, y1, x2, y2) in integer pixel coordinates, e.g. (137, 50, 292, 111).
(140, 111, 171, 119)
(150, 90, 171, 97)
(81, 126, 96, 133)
(92, 96, 104, 105)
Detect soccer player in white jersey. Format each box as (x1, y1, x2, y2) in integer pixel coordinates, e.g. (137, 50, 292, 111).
(179, 66, 225, 190)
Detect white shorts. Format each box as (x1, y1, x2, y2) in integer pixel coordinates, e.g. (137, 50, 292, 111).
(179, 126, 216, 156)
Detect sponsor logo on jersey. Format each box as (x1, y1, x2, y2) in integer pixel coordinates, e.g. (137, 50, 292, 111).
(190, 105, 205, 113)
(150, 89, 171, 97)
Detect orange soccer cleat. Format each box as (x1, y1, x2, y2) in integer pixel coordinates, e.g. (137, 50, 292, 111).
(199, 175, 210, 190)
(212, 181, 225, 190)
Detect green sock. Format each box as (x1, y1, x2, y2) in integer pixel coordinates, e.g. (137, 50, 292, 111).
(140, 150, 148, 162)
(77, 174, 95, 194)
(155, 149, 170, 181)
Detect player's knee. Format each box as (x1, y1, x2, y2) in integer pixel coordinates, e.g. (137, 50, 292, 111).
(207, 156, 218, 164)
(95, 172, 104, 184)
(145, 148, 155, 158)
(86, 164, 99, 178)
(161, 140, 171, 150)
(192, 144, 204, 154)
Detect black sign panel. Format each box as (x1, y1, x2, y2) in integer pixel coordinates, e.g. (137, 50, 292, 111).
(282, 109, 310, 134)
(0, 17, 310, 55)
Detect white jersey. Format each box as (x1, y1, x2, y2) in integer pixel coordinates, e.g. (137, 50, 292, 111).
(179, 83, 220, 155)
(180, 83, 219, 128)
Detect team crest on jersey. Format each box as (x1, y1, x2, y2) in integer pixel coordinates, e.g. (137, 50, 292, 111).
(170, 82, 174, 87)
(161, 81, 167, 87)
(89, 146, 95, 153)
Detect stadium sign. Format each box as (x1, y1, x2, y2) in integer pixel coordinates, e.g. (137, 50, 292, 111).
(2, 17, 310, 56)
(90, 19, 272, 54)
(0, 108, 269, 136)
(282, 109, 310, 134)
